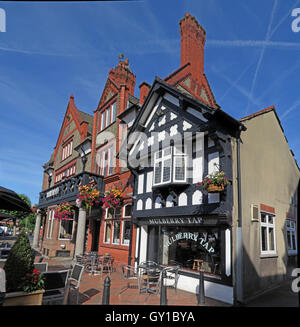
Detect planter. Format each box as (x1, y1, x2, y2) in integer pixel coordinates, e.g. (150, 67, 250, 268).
(206, 184, 225, 193)
(3, 289, 45, 306)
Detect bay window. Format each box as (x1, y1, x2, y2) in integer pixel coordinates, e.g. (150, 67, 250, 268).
(153, 146, 187, 186)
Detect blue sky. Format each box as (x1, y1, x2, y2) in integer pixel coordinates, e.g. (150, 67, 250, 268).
(0, 0, 299, 205)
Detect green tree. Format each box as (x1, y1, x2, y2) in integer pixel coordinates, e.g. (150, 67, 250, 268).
(4, 230, 35, 292)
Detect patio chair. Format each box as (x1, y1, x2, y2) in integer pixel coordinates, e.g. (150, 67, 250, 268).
(75, 254, 84, 265)
(162, 266, 179, 293)
(67, 264, 84, 304)
(83, 254, 97, 274)
(138, 263, 162, 295)
(42, 270, 69, 305)
(97, 255, 114, 278)
(119, 264, 140, 294)
(34, 262, 48, 273)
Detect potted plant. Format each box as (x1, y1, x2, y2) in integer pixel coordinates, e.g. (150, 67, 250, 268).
(3, 230, 45, 306)
(54, 201, 74, 220)
(198, 171, 230, 193)
(103, 187, 123, 209)
(77, 182, 101, 214)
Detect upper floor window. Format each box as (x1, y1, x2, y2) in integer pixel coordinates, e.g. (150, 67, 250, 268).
(100, 102, 117, 131)
(96, 143, 114, 177)
(55, 164, 76, 184)
(153, 145, 187, 187)
(61, 139, 73, 161)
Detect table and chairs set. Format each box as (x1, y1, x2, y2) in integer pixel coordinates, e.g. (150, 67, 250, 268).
(76, 252, 114, 278)
(120, 261, 180, 296)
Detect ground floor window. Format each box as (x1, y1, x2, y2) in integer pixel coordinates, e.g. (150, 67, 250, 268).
(46, 208, 55, 239)
(58, 216, 74, 240)
(260, 212, 276, 255)
(122, 220, 131, 245)
(286, 219, 297, 255)
(103, 206, 131, 247)
(158, 226, 222, 277)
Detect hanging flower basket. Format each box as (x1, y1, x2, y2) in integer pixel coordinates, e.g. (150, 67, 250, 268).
(103, 187, 123, 209)
(206, 184, 225, 193)
(54, 201, 74, 220)
(198, 171, 230, 193)
(77, 182, 100, 214)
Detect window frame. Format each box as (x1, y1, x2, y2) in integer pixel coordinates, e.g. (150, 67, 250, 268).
(286, 218, 297, 255)
(260, 211, 277, 255)
(153, 146, 187, 186)
(96, 143, 114, 177)
(121, 219, 131, 246)
(58, 213, 74, 240)
(46, 209, 55, 240)
(61, 139, 73, 161)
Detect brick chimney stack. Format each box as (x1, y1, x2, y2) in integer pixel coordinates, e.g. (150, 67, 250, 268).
(139, 81, 151, 105)
(179, 13, 206, 81)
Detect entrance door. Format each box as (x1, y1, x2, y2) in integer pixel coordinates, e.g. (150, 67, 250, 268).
(91, 219, 101, 252)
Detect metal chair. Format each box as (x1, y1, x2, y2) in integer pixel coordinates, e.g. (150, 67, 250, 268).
(67, 264, 84, 304)
(119, 264, 140, 294)
(97, 255, 114, 278)
(138, 262, 162, 295)
(75, 254, 84, 265)
(163, 266, 179, 293)
(42, 270, 69, 305)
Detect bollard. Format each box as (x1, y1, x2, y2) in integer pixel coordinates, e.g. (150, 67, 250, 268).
(160, 269, 168, 305)
(197, 268, 205, 305)
(102, 276, 111, 305)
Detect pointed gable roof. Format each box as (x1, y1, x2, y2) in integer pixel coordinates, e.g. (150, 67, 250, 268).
(53, 94, 93, 159)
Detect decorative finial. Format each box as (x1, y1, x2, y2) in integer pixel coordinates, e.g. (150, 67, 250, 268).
(118, 53, 124, 60)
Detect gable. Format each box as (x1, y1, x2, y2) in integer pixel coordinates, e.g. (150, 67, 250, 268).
(53, 96, 89, 164)
(129, 91, 209, 161)
(97, 78, 119, 109)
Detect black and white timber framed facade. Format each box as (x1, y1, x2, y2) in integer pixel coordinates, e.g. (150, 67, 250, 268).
(120, 77, 246, 303)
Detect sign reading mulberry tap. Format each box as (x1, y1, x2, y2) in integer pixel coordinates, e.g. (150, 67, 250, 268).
(148, 217, 203, 225)
(164, 231, 215, 253)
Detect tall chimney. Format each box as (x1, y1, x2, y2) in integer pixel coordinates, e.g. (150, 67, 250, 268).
(179, 13, 206, 81)
(139, 81, 151, 105)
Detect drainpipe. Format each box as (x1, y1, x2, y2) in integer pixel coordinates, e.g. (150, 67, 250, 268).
(235, 125, 244, 305)
(297, 178, 300, 307)
(127, 166, 139, 267)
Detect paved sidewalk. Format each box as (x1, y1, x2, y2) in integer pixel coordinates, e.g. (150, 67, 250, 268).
(43, 257, 230, 306)
(245, 277, 299, 307)
(42, 257, 299, 307)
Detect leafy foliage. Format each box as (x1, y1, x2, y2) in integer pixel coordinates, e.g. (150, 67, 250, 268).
(23, 268, 45, 293)
(4, 230, 35, 292)
(0, 193, 38, 232)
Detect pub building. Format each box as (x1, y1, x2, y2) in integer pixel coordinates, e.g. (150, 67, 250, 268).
(120, 76, 243, 304)
(32, 13, 299, 305)
(34, 94, 105, 259)
(119, 13, 299, 304)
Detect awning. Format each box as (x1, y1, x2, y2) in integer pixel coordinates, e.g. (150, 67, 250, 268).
(0, 186, 32, 213)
